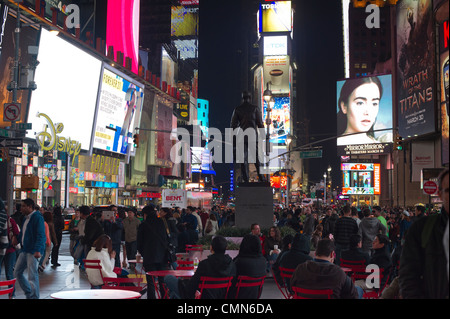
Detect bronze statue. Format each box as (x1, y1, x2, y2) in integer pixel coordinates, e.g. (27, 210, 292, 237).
(230, 91, 266, 183)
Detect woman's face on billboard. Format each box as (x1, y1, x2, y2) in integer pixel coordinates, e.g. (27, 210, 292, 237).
(341, 82, 380, 134)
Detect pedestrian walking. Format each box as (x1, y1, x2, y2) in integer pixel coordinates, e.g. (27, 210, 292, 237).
(13, 198, 46, 299)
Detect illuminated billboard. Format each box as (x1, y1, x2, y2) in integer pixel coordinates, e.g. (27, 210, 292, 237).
(263, 35, 288, 56)
(106, 0, 140, 74)
(396, 0, 436, 138)
(263, 55, 290, 94)
(171, 6, 199, 37)
(263, 96, 291, 144)
(336, 74, 393, 155)
(173, 39, 198, 60)
(93, 66, 144, 155)
(439, 20, 449, 165)
(341, 163, 380, 195)
(26, 28, 102, 151)
(259, 1, 292, 33)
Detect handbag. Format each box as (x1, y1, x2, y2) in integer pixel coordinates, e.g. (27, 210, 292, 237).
(147, 219, 177, 264)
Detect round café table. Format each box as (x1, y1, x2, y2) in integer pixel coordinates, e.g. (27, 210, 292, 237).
(51, 289, 142, 299)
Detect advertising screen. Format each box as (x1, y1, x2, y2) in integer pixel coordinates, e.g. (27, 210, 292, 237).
(439, 20, 449, 165)
(93, 66, 144, 155)
(106, 0, 140, 74)
(171, 6, 199, 37)
(26, 29, 102, 151)
(259, 1, 292, 33)
(263, 36, 288, 56)
(396, 0, 436, 138)
(263, 96, 290, 144)
(173, 39, 198, 60)
(341, 163, 380, 195)
(263, 55, 290, 94)
(336, 74, 393, 155)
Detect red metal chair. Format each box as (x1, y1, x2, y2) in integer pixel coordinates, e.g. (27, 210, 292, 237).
(0, 278, 16, 299)
(234, 275, 266, 299)
(278, 267, 296, 299)
(339, 258, 366, 267)
(83, 259, 104, 288)
(195, 276, 233, 299)
(362, 268, 390, 299)
(176, 260, 195, 270)
(102, 277, 145, 295)
(292, 286, 334, 299)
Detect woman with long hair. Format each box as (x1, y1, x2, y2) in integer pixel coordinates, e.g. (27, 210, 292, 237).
(337, 76, 391, 145)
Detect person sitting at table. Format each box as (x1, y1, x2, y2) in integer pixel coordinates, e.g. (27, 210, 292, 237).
(230, 234, 267, 299)
(272, 234, 294, 283)
(164, 235, 236, 299)
(290, 238, 362, 299)
(85, 234, 123, 289)
(276, 233, 313, 294)
(354, 234, 392, 294)
(340, 234, 370, 265)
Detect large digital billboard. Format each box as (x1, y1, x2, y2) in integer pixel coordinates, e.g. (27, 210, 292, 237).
(26, 29, 102, 151)
(336, 74, 393, 156)
(396, 0, 436, 138)
(341, 163, 381, 195)
(171, 6, 199, 37)
(106, 0, 140, 74)
(92, 66, 144, 155)
(263, 55, 290, 94)
(259, 1, 292, 33)
(263, 96, 291, 144)
(439, 20, 449, 165)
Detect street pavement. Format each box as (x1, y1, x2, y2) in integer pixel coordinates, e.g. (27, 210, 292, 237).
(0, 233, 284, 300)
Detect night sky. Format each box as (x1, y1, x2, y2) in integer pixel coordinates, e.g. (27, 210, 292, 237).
(198, 0, 345, 189)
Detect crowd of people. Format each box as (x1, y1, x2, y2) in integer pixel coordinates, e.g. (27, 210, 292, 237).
(0, 168, 447, 299)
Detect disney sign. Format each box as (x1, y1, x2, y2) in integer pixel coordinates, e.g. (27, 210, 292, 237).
(35, 113, 81, 165)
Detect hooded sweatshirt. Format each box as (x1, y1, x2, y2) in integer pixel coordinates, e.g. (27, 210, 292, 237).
(279, 233, 313, 270)
(180, 253, 236, 299)
(358, 217, 387, 252)
(291, 259, 359, 299)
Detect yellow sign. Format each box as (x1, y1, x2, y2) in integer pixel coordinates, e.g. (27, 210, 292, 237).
(90, 154, 120, 175)
(35, 113, 81, 165)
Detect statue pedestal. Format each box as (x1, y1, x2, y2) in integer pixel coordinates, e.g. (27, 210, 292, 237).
(235, 182, 273, 229)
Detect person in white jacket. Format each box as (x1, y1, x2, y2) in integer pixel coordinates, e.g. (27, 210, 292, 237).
(204, 214, 219, 236)
(85, 234, 117, 287)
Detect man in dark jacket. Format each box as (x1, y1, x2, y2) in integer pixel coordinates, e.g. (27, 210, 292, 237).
(80, 205, 103, 251)
(334, 205, 359, 265)
(290, 238, 361, 299)
(137, 205, 169, 299)
(399, 169, 449, 299)
(277, 233, 313, 294)
(165, 235, 236, 299)
(341, 234, 370, 265)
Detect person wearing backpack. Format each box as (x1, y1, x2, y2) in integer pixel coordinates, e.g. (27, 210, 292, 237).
(398, 169, 449, 299)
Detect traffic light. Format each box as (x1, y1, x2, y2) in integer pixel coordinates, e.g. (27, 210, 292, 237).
(394, 133, 403, 150)
(0, 148, 4, 162)
(133, 134, 139, 148)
